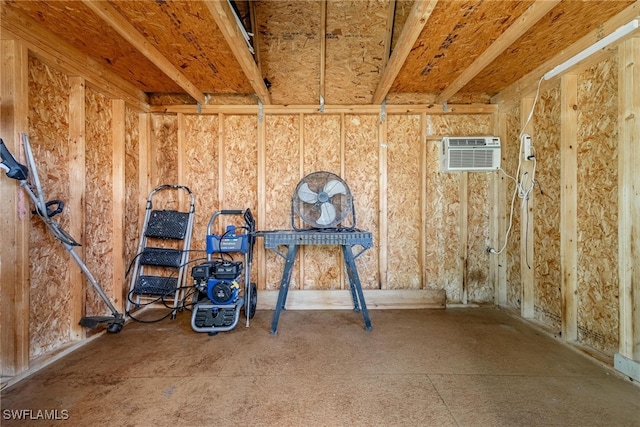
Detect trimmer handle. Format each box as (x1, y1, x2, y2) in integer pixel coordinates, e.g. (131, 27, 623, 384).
(0, 138, 28, 181)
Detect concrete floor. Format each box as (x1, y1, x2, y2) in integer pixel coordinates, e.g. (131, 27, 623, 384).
(2, 307, 639, 426)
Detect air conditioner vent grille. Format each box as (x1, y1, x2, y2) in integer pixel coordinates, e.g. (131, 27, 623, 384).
(449, 149, 495, 169)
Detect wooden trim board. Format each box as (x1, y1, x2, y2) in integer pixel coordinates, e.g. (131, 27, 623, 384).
(256, 289, 446, 310)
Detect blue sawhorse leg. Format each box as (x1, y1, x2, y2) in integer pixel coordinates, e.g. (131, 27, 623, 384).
(270, 244, 298, 334)
(342, 245, 372, 331)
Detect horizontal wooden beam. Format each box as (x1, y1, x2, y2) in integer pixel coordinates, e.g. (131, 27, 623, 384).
(82, 0, 206, 105)
(372, 0, 439, 104)
(151, 103, 498, 115)
(256, 289, 446, 310)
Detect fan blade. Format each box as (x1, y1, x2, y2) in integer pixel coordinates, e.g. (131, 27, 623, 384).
(317, 202, 336, 226)
(298, 182, 318, 204)
(323, 179, 347, 197)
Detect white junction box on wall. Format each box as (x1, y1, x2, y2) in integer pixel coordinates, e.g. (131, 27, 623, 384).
(440, 136, 501, 172)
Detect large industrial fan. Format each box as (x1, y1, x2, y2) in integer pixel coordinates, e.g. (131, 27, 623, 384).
(292, 171, 356, 229)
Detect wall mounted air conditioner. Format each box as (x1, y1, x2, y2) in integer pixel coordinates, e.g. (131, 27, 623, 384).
(440, 136, 501, 172)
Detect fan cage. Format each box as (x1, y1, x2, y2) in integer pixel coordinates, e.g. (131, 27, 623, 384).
(292, 171, 355, 229)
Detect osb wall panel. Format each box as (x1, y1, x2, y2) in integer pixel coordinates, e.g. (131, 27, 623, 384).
(151, 114, 179, 204)
(424, 134, 458, 298)
(533, 85, 562, 330)
(27, 56, 71, 358)
(386, 115, 421, 289)
(255, 0, 320, 105)
(424, 115, 493, 302)
(576, 57, 619, 355)
(124, 106, 140, 285)
(504, 105, 522, 309)
(84, 87, 113, 317)
(264, 115, 301, 290)
(344, 114, 379, 289)
(182, 115, 219, 254)
(302, 115, 342, 289)
(222, 115, 259, 283)
(222, 116, 258, 214)
(467, 172, 492, 302)
(324, 0, 389, 104)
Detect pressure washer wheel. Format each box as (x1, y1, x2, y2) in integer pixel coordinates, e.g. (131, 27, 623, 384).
(245, 283, 257, 319)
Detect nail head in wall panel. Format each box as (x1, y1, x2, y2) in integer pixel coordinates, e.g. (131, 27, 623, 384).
(576, 56, 619, 355)
(560, 74, 578, 341)
(264, 114, 301, 290)
(0, 39, 30, 376)
(28, 57, 72, 357)
(618, 36, 640, 361)
(68, 76, 86, 341)
(302, 114, 342, 290)
(344, 114, 380, 290)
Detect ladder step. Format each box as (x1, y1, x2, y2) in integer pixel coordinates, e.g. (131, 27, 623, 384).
(139, 247, 183, 268)
(145, 210, 190, 240)
(133, 276, 178, 296)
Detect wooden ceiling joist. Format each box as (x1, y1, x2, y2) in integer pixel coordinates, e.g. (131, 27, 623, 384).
(492, 1, 640, 105)
(82, 0, 206, 104)
(371, 0, 439, 104)
(1, 6, 149, 110)
(205, 0, 272, 105)
(436, 0, 561, 104)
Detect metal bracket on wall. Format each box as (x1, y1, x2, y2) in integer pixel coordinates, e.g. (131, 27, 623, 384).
(381, 100, 386, 122)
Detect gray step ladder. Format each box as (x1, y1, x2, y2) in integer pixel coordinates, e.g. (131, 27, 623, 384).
(126, 185, 195, 318)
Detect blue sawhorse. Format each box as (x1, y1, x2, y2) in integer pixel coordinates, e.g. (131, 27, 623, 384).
(259, 230, 373, 334)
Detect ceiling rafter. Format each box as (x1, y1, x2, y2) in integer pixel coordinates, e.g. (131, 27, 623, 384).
(82, 0, 206, 104)
(436, 0, 561, 104)
(205, 0, 272, 105)
(372, 0, 439, 104)
(492, 0, 640, 106)
(1, 5, 148, 110)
